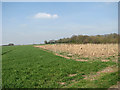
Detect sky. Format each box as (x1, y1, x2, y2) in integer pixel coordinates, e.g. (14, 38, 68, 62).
(2, 2, 118, 45)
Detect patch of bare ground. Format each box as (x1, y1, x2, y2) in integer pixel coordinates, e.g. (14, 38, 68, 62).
(101, 59, 110, 62)
(83, 66, 118, 81)
(112, 59, 118, 63)
(58, 82, 66, 85)
(34, 46, 45, 48)
(76, 59, 88, 62)
(55, 53, 71, 59)
(69, 74, 77, 77)
(55, 53, 90, 62)
(71, 80, 76, 82)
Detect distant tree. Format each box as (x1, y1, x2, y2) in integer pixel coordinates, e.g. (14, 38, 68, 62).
(49, 40, 56, 44)
(47, 33, 118, 44)
(8, 43, 14, 46)
(44, 40, 48, 44)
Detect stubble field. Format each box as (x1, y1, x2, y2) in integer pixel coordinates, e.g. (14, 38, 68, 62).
(35, 44, 118, 61)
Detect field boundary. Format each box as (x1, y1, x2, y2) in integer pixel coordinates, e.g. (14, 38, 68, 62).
(34, 46, 90, 61)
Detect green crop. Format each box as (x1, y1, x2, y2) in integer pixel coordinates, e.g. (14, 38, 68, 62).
(2, 45, 118, 88)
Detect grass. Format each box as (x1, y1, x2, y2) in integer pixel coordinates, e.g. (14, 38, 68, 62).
(2, 45, 118, 88)
(68, 72, 118, 88)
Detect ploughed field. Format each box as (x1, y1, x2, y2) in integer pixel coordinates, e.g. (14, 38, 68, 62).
(35, 44, 118, 58)
(2, 44, 119, 88)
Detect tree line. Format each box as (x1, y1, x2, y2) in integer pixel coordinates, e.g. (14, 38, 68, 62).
(44, 33, 118, 44)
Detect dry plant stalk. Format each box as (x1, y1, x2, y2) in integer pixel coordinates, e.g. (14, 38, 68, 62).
(35, 44, 118, 58)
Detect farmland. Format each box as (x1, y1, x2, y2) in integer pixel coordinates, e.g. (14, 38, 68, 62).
(35, 44, 118, 61)
(2, 44, 119, 88)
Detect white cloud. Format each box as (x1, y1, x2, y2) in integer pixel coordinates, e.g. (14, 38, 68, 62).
(34, 12, 58, 19)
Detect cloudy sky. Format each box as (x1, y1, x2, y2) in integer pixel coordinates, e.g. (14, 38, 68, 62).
(2, 2, 118, 45)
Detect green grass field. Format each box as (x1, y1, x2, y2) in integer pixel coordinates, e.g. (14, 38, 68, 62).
(2, 45, 118, 88)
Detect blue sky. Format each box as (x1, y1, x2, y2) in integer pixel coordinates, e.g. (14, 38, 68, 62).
(2, 2, 118, 45)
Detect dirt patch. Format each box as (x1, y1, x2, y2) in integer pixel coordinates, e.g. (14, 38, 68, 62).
(34, 46, 43, 48)
(69, 74, 77, 77)
(59, 82, 66, 85)
(71, 80, 76, 82)
(101, 60, 110, 62)
(55, 53, 71, 59)
(76, 59, 88, 62)
(97, 67, 115, 74)
(112, 59, 118, 63)
(55, 53, 89, 62)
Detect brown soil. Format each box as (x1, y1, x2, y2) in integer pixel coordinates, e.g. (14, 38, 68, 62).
(59, 82, 66, 85)
(76, 59, 88, 62)
(101, 59, 110, 62)
(69, 74, 77, 77)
